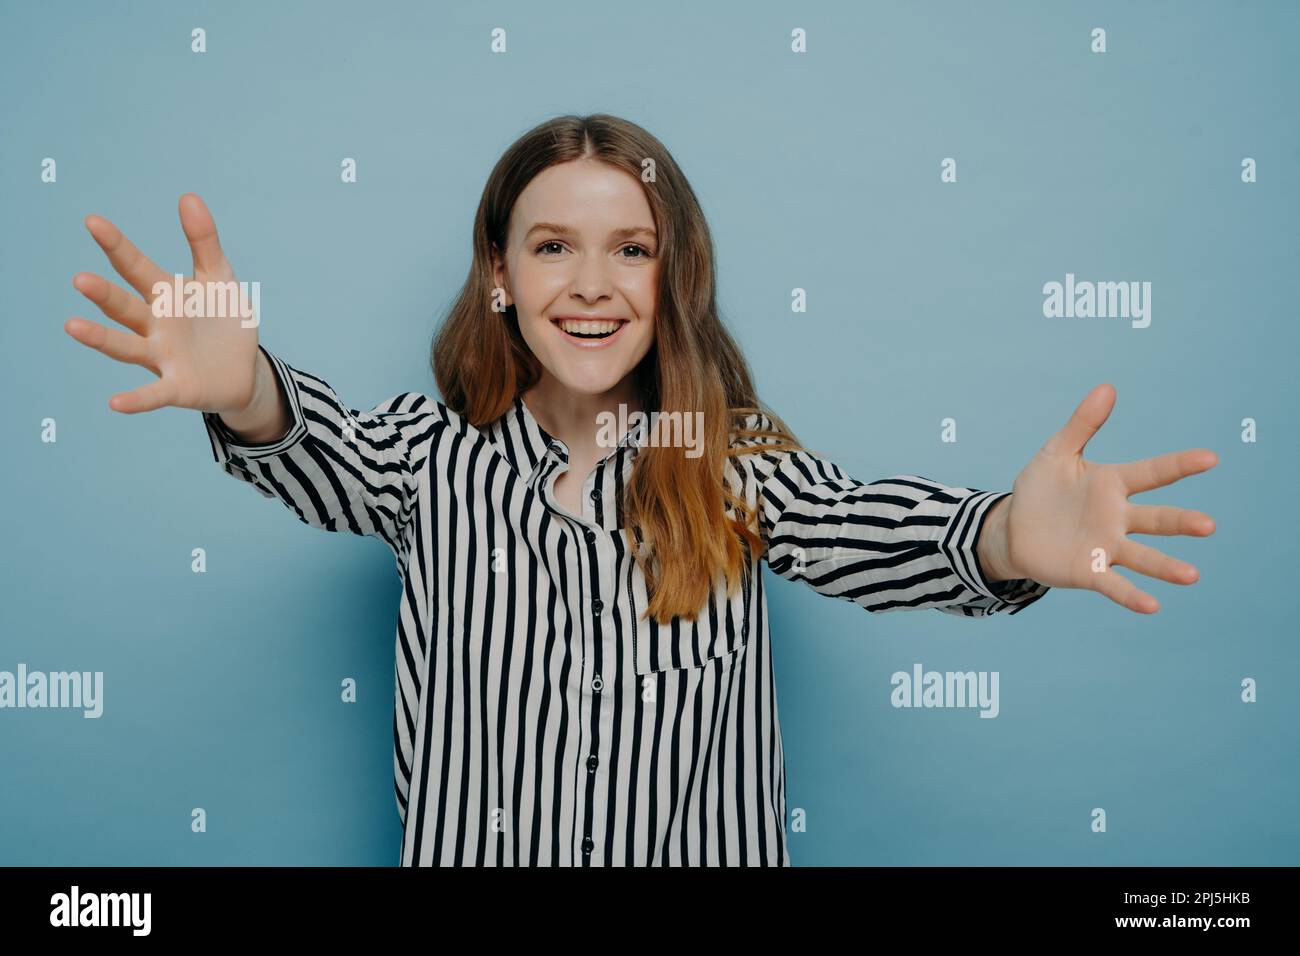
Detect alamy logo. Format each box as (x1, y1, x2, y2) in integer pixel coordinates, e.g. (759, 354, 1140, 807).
(595, 403, 704, 458)
(1042, 272, 1151, 328)
(890, 663, 1000, 718)
(49, 886, 151, 936)
(150, 274, 260, 327)
(0, 664, 103, 717)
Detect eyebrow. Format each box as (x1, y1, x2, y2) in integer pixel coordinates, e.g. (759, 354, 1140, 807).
(523, 222, 657, 243)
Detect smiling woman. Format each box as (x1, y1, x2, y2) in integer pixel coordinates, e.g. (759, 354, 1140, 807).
(63, 112, 1216, 867)
(433, 124, 796, 587)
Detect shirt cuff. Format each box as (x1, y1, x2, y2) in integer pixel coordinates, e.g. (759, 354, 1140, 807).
(940, 490, 1051, 615)
(202, 345, 308, 466)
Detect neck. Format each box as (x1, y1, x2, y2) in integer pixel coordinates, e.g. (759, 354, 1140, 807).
(523, 370, 645, 460)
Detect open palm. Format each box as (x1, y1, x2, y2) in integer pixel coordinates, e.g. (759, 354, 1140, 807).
(1004, 384, 1218, 614)
(65, 193, 258, 414)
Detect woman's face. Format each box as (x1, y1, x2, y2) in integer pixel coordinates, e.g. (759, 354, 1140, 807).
(493, 158, 658, 398)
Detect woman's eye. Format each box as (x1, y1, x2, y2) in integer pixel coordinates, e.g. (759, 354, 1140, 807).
(534, 241, 653, 259)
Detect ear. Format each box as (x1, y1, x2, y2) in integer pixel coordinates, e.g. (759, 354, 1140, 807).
(490, 243, 512, 307)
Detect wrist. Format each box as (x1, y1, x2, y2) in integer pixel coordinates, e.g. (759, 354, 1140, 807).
(978, 494, 1020, 583)
(218, 350, 281, 442)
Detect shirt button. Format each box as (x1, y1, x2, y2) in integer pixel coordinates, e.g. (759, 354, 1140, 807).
(587, 755, 599, 773)
(591, 674, 603, 693)
(584, 529, 596, 544)
(592, 598, 604, 613)
(589, 488, 600, 501)
(582, 836, 594, 854)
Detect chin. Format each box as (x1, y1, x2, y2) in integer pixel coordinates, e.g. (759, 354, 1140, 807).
(549, 363, 632, 396)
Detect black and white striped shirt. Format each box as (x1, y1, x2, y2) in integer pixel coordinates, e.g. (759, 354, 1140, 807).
(203, 345, 1050, 866)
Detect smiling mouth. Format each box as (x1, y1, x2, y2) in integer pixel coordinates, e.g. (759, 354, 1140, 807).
(550, 318, 629, 343)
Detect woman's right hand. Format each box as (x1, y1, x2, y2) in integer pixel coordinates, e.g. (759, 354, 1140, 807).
(66, 193, 280, 437)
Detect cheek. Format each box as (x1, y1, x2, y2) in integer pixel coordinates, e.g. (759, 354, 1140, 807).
(629, 272, 657, 311)
(624, 320, 655, 364)
(512, 259, 566, 307)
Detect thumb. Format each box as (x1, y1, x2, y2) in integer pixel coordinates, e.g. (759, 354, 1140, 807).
(178, 193, 232, 278)
(1043, 383, 1116, 457)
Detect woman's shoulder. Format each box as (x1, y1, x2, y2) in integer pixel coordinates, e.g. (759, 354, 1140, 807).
(361, 390, 462, 437)
(724, 408, 805, 493)
(728, 408, 795, 453)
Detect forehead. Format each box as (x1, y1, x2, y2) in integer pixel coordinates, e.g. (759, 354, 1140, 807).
(509, 159, 654, 239)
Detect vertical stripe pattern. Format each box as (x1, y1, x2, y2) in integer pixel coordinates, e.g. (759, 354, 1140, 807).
(203, 346, 1050, 865)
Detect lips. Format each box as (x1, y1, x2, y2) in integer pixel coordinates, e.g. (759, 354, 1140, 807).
(550, 317, 629, 349)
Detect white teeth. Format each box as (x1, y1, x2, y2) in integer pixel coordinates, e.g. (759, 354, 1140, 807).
(557, 319, 622, 335)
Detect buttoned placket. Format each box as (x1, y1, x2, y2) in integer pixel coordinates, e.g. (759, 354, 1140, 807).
(530, 416, 645, 864)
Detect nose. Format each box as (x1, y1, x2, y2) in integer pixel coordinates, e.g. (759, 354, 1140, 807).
(569, 252, 614, 301)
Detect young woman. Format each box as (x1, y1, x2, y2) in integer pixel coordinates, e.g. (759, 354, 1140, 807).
(64, 114, 1218, 866)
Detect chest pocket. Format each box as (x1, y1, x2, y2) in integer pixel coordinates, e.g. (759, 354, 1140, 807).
(631, 556, 755, 676)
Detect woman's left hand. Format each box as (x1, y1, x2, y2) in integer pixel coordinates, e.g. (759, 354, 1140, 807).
(984, 384, 1218, 614)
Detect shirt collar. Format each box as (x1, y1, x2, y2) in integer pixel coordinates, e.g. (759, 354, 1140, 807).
(496, 394, 647, 483)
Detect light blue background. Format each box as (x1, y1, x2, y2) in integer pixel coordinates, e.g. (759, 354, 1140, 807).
(1, 0, 1295, 865)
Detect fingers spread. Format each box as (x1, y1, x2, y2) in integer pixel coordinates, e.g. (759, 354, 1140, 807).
(84, 215, 170, 301)
(64, 316, 155, 372)
(72, 272, 153, 336)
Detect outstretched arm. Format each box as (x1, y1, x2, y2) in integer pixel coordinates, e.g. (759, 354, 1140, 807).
(734, 419, 1051, 618)
(736, 387, 1217, 619)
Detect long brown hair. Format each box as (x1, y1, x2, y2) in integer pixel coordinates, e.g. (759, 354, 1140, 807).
(432, 113, 802, 621)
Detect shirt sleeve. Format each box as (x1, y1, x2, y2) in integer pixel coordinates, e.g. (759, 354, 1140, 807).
(732, 414, 1050, 618)
(202, 345, 446, 564)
